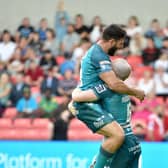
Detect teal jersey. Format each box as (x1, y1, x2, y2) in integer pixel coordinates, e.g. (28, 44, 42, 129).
(101, 93, 131, 125)
(79, 44, 112, 90)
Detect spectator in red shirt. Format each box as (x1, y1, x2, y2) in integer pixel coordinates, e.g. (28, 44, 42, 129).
(25, 60, 44, 86)
(146, 104, 165, 141)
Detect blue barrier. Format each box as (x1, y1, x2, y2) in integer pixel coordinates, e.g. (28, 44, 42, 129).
(0, 141, 167, 168)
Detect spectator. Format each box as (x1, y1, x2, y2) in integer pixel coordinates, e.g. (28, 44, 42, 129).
(129, 32, 147, 55)
(38, 18, 49, 41)
(43, 28, 60, 56)
(59, 52, 75, 75)
(10, 73, 29, 106)
(55, 0, 70, 42)
(161, 37, 168, 55)
(142, 37, 160, 65)
(154, 66, 168, 99)
(29, 32, 43, 56)
(126, 16, 142, 37)
(18, 37, 29, 58)
(0, 61, 7, 76)
(163, 20, 168, 37)
(25, 60, 44, 86)
(38, 88, 58, 118)
(137, 69, 155, 95)
(40, 68, 59, 95)
(0, 30, 16, 62)
(145, 19, 161, 38)
(146, 104, 165, 141)
(17, 17, 34, 38)
(16, 87, 38, 118)
(72, 38, 91, 75)
(89, 16, 104, 43)
(154, 53, 168, 72)
(10, 47, 22, 62)
(61, 24, 80, 55)
(40, 50, 57, 71)
(58, 69, 78, 97)
(0, 73, 12, 116)
(74, 14, 89, 39)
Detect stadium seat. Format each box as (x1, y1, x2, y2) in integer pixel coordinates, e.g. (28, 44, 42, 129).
(32, 118, 52, 129)
(126, 56, 142, 69)
(54, 96, 67, 104)
(56, 55, 65, 65)
(0, 118, 13, 128)
(13, 119, 32, 128)
(110, 55, 123, 61)
(68, 118, 102, 140)
(134, 66, 153, 79)
(3, 108, 17, 118)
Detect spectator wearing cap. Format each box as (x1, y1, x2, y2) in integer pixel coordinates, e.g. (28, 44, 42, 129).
(142, 37, 160, 65)
(16, 87, 38, 118)
(43, 28, 60, 56)
(40, 68, 59, 96)
(10, 73, 29, 106)
(61, 24, 80, 55)
(58, 69, 78, 97)
(25, 60, 44, 86)
(38, 88, 58, 118)
(0, 30, 16, 62)
(40, 50, 58, 71)
(38, 18, 49, 41)
(17, 17, 34, 38)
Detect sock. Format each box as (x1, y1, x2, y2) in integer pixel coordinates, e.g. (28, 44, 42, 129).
(94, 146, 114, 168)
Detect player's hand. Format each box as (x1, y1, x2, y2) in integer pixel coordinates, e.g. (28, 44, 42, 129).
(68, 101, 77, 116)
(135, 90, 145, 102)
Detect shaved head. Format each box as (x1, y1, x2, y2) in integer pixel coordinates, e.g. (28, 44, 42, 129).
(112, 58, 131, 80)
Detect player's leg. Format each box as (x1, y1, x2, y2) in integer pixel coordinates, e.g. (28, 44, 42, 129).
(93, 121, 125, 168)
(72, 102, 124, 168)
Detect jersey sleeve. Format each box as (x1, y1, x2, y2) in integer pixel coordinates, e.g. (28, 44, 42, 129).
(90, 52, 112, 74)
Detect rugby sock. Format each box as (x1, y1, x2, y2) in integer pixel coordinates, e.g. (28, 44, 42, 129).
(94, 146, 114, 168)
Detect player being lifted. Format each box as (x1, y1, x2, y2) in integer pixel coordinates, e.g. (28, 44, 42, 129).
(71, 58, 141, 168)
(69, 24, 145, 168)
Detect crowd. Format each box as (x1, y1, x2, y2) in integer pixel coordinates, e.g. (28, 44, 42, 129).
(0, 1, 168, 141)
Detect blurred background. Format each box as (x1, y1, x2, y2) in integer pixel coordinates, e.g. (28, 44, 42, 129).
(0, 0, 168, 167)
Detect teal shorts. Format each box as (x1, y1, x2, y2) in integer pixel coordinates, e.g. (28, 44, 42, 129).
(74, 102, 114, 133)
(106, 134, 141, 168)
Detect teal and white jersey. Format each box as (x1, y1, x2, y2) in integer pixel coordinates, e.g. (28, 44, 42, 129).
(79, 44, 112, 90)
(101, 93, 131, 125)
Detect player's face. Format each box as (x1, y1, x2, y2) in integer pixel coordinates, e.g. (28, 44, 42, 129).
(107, 38, 125, 55)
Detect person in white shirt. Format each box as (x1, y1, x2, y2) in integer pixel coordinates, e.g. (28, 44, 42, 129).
(154, 66, 168, 97)
(137, 70, 155, 95)
(0, 30, 16, 62)
(154, 53, 168, 72)
(126, 16, 142, 37)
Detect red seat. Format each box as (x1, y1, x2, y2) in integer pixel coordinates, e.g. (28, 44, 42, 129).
(110, 55, 123, 61)
(54, 96, 67, 104)
(0, 118, 13, 128)
(56, 55, 65, 65)
(32, 118, 51, 129)
(134, 66, 153, 79)
(3, 108, 17, 118)
(14, 119, 32, 128)
(126, 56, 142, 69)
(68, 118, 102, 140)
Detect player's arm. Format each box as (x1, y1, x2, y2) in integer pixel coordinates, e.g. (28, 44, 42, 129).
(72, 88, 98, 102)
(99, 70, 144, 101)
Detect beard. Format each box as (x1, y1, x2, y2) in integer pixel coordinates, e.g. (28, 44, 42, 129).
(107, 47, 117, 56)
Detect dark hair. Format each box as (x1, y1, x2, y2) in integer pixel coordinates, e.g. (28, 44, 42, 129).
(102, 24, 126, 41)
(47, 28, 55, 38)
